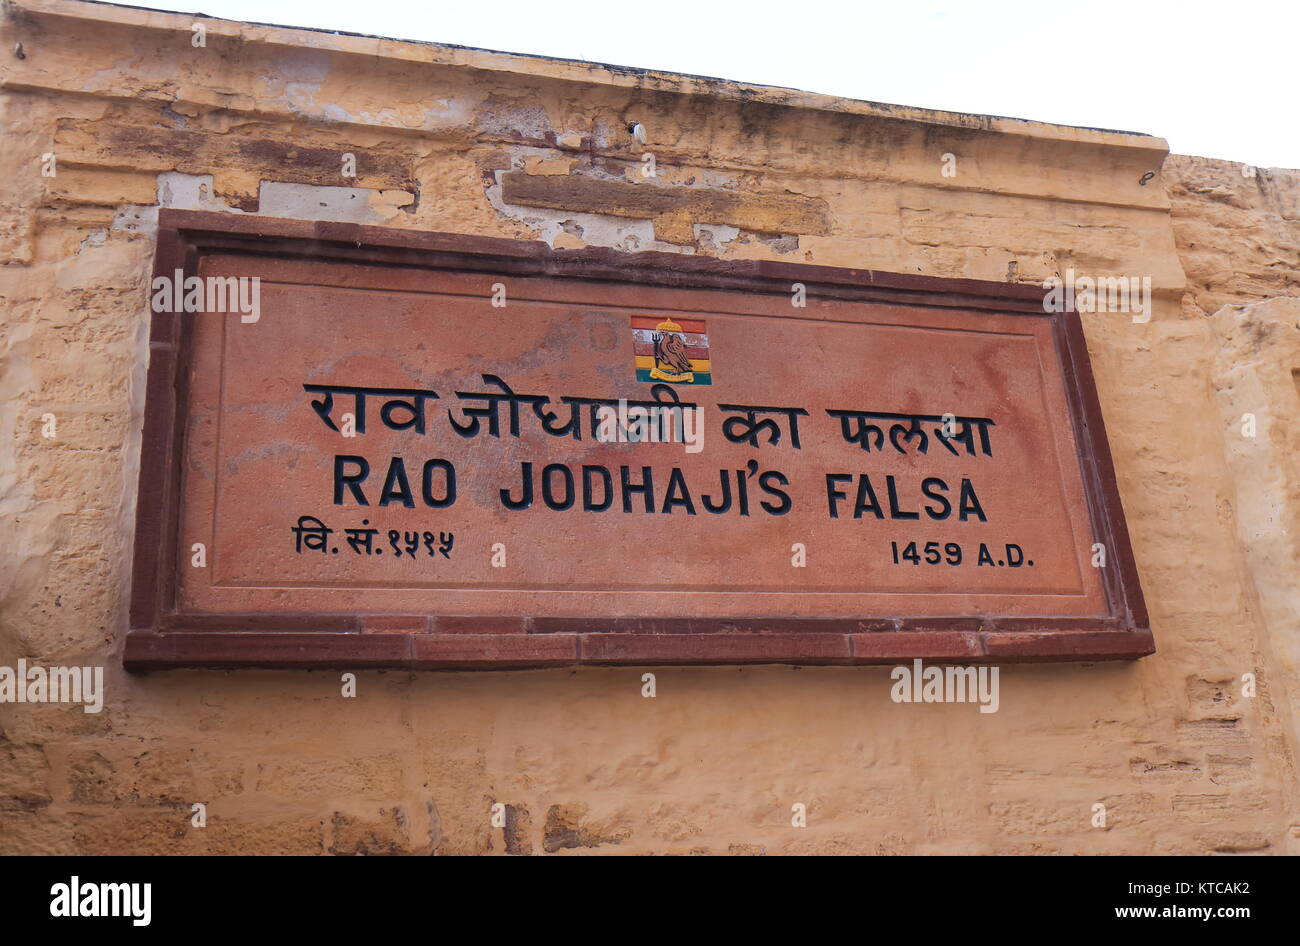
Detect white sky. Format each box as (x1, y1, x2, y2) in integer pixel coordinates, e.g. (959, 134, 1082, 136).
(119, 0, 1295, 168)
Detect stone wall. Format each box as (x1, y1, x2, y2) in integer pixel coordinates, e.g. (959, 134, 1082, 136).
(0, 0, 1296, 854)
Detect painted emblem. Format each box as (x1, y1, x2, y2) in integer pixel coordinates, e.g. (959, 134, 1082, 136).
(631, 316, 711, 385)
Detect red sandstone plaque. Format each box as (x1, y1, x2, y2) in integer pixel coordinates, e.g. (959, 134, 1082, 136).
(125, 211, 1151, 669)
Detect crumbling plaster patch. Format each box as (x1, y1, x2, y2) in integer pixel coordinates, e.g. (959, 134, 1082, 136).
(111, 172, 417, 236)
(486, 164, 694, 254)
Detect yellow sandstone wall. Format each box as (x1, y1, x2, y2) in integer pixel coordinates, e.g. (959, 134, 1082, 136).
(0, 0, 1296, 854)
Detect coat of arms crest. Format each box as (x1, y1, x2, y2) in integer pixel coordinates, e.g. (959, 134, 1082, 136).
(631, 316, 711, 385)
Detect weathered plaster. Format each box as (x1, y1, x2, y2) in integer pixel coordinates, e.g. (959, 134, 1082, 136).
(0, 0, 1296, 855)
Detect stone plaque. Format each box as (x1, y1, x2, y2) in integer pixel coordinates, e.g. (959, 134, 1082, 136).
(126, 211, 1151, 669)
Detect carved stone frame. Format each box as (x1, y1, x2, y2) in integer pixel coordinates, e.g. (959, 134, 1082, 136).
(124, 209, 1152, 670)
